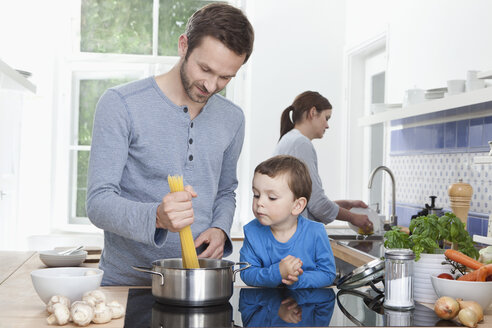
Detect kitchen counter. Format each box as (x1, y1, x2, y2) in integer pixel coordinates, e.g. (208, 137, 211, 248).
(1, 251, 491, 327)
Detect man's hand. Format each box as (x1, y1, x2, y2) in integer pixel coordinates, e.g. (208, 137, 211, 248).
(335, 199, 368, 210)
(156, 185, 197, 232)
(195, 227, 227, 259)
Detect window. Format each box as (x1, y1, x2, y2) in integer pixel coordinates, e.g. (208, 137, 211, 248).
(55, 0, 237, 231)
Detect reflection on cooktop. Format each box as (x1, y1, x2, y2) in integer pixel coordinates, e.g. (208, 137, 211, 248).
(124, 288, 335, 328)
(240, 288, 335, 327)
(123, 287, 458, 327)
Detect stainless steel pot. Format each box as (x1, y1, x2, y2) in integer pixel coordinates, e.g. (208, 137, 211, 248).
(132, 258, 250, 307)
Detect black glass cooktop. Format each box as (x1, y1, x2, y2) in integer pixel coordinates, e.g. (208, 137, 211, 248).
(123, 287, 459, 327)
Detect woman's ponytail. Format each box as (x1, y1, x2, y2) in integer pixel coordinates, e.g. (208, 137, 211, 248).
(279, 105, 295, 140)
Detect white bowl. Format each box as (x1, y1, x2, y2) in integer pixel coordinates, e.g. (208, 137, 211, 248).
(39, 250, 87, 267)
(430, 274, 492, 310)
(31, 267, 103, 304)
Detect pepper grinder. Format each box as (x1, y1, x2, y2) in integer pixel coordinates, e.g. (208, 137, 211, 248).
(448, 179, 473, 228)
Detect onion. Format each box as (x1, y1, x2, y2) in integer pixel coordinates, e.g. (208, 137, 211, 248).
(458, 308, 479, 328)
(434, 296, 460, 320)
(457, 299, 484, 322)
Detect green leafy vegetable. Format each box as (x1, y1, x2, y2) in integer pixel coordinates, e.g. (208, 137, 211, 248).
(384, 212, 479, 261)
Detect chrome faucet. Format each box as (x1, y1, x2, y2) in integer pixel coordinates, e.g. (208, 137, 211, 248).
(368, 166, 397, 230)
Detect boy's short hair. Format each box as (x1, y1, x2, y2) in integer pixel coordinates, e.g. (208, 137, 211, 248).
(255, 155, 312, 202)
(185, 3, 254, 64)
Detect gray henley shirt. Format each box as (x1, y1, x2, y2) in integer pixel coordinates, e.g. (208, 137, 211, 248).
(87, 76, 244, 285)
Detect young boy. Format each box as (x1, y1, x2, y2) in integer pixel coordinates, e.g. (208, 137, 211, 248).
(240, 155, 336, 288)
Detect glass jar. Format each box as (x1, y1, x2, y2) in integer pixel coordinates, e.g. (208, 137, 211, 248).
(384, 248, 415, 310)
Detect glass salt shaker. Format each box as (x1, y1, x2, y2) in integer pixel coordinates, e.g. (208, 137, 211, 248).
(384, 248, 415, 310)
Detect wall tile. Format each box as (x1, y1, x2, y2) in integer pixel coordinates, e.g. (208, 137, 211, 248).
(468, 217, 482, 236)
(469, 118, 484, 147)
(390, 152, 492, 216)
(444, 122, 457, 149)
(456, 120, 469, 148)
(484, 116, 492, 145)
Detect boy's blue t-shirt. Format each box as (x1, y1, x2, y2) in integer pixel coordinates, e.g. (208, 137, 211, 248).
(239, 215, 336, 288)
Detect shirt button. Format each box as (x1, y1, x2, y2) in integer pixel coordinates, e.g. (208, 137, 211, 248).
(183, 107, 188, 113)
(190, 122, 194, 128)
(189, 155, 193, 161)
(189, 138, 193, 144)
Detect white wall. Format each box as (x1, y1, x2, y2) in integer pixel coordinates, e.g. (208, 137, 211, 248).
(242, 0, 347, 224)
(0, 0, 67, 249)
(345, 0, 492, 103)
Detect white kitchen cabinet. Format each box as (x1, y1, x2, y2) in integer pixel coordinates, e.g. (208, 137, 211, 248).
(0, 58, 36, 250)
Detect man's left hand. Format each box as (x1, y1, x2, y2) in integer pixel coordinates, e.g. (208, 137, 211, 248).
(195, 227, 227, 259)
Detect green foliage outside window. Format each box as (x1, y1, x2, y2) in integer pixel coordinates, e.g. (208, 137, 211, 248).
(158, 0, 215, 56)
(81, 0, 153, 54)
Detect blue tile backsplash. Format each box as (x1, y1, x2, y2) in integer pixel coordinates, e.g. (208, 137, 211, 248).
(388, 113, 492, 237)
(391, 115, 492, 154)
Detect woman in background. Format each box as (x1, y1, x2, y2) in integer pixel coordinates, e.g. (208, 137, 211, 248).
(274, 91, 373, 232)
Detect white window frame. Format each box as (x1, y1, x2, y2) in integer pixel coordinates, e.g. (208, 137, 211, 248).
(52, 0, 245, 233)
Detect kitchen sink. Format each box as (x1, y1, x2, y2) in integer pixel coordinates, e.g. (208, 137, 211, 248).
(329, 234, 385, 282)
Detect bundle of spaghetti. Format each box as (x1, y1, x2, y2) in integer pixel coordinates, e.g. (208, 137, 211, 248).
(168, 175, 200, 269)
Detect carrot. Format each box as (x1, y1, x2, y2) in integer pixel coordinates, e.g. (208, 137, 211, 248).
(485, 263, 492, 275)
(444, 249, 483, 270)
(458, 266, 488, 281)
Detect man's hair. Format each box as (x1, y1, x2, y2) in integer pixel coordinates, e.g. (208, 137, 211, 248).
(255, 155, 312, 202)
(185, 2, 254, 63)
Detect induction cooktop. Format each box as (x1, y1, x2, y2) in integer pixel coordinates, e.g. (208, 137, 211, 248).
(123, 287, 456, 327)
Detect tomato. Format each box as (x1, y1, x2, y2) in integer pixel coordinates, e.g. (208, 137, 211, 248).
(437, 273, 454, 280)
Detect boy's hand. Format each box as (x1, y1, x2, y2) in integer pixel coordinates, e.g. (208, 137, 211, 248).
(278, 297, 302, 323)
(282, 268, 304, 285)
(279, 255, 303, 282)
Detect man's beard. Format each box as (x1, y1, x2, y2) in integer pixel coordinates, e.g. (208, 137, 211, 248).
(180, 59, 212, 104)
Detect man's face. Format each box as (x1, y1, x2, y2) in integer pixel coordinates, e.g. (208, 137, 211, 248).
(179, 36, 246, 103)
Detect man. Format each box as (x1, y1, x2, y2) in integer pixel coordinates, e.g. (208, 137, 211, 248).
(87, 3, 254, 285)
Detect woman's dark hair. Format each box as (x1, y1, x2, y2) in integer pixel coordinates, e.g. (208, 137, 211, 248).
(185, 3, 254, 63)
(279, 91, 332, 139)
(254, 155, 312, 202)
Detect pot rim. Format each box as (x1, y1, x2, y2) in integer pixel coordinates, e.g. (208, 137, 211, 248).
(151, 258, 244, 271)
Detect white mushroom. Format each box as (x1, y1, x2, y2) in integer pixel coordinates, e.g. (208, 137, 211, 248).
(82, 290, 106, 307)
(47, 295, 71, 314)
(70, 301, 94, 327)
(107, 300, 125, 319)
(46, 303, 70, 325)
(92, 302, 112, 324)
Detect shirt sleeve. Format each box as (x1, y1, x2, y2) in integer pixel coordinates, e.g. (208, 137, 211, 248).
(210, 116, 245, 256)
(287, 140, 339, 223)
(86, 90, 164, 247)
(289, 225, 336, 289)
(240, 226, 283, 287)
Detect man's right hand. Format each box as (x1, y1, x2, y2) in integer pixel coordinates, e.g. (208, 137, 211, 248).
(156, 185, 197, 232)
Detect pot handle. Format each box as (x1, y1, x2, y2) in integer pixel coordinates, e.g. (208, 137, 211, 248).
(132, 266, 165, 286)
(232, 262, 251, 282)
